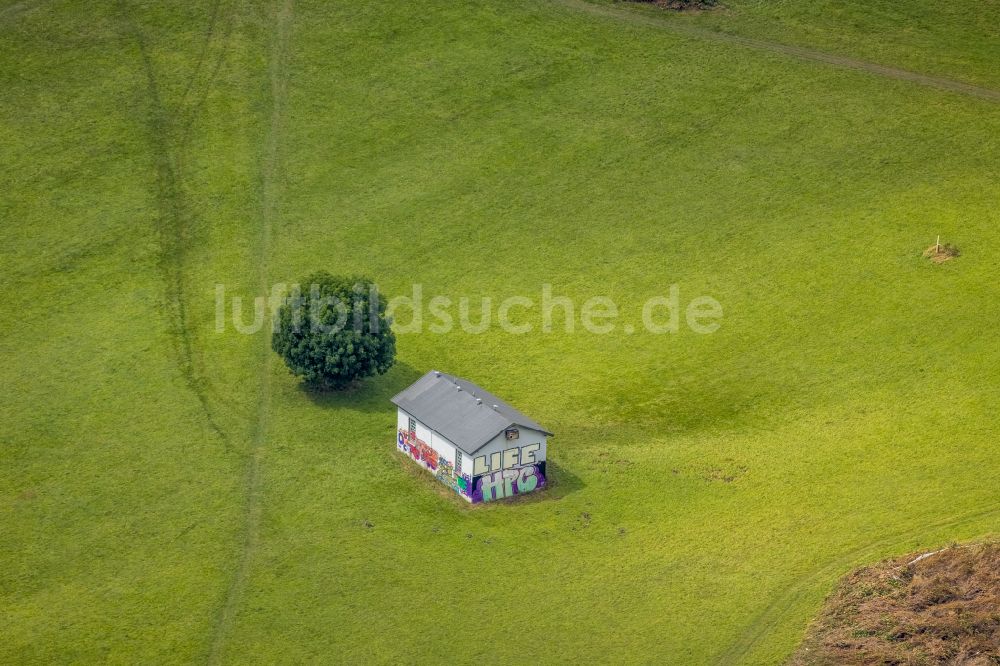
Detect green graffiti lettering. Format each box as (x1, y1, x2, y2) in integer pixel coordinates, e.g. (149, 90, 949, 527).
(503, 470, 516, 498)
(516, 467, 538, 493)
(480, 472, 504, 502)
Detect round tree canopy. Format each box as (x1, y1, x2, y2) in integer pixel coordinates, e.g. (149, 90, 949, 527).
(271, 272, 395, 390)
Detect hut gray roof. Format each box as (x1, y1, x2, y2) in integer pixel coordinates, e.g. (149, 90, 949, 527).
(391, 370, 551, 453)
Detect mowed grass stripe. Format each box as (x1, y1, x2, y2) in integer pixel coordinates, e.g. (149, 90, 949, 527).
(206, 0, 292, 662)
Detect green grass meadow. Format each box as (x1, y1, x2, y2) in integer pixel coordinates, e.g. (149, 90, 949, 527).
(2, 0, 999, 663)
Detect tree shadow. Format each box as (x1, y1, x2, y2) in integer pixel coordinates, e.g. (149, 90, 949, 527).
(296, 360, 422, 414)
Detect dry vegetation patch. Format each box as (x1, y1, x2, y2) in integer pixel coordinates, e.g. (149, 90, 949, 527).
(791, 542, 1000, 665)
(924, 242, 961, 264)
(622, 0, 719, 11)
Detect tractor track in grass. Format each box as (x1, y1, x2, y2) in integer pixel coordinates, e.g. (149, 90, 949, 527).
(205, 0, 291, 662)
(177, 0, 239, 154)
(556, 0, 1000, 104)
(117, 0, 237, 449)
(715, 503, 1000, 665)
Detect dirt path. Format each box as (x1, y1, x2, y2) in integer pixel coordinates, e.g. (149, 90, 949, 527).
(205, 0, 291, 662)
(556, 0, 1000, 103)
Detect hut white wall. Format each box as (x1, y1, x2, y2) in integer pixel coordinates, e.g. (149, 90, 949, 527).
(397, 408, 461, 470)
(397, 408, 546, 479)
(471, 427, 547, 475)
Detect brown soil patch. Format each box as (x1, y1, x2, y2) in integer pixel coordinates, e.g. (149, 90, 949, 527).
(790, 542, 1000, 665)
(623, 0, 719, 11)
(924, 243, 961, 264)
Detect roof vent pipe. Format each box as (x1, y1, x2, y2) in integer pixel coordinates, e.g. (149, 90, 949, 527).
(492, 404, 499, 411)
(476, 398, 482, 405)
(434, 371, 441, 377)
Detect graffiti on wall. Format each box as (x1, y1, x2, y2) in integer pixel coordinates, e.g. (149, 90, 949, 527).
(472, 443, 541, 476)
(398, 429, 472, 498)
(398, 429, 438, 471)
(435, 458, 470, 496)
(398, 429, 546, 503)
(471, 463, 546, 503)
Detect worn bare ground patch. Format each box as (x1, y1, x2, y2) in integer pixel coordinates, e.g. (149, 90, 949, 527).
(623, 0, 719, 11)
(924, 243, 961, 264)
(790, 542, 1000, 665)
